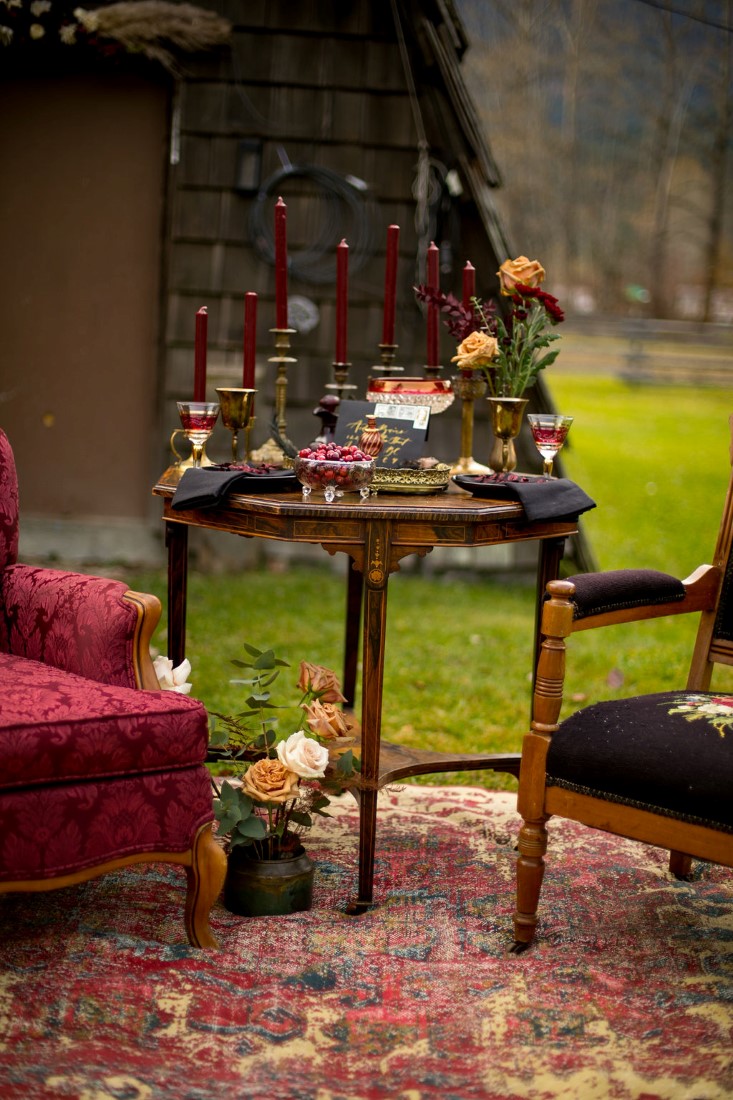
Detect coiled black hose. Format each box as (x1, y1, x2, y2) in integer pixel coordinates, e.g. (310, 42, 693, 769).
(249, 164, 378, 285)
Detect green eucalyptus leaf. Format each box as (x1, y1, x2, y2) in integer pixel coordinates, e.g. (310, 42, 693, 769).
(235, 816, 267, 839)
(253, 649, 278, 669)
(215, 807, 242, 834)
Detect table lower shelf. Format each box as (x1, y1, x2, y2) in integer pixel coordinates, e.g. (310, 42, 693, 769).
(207, 740, 521, 787)
(367, 739, 521, 786)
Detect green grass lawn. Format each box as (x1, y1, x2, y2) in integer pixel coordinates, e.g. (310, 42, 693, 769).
(128, 376, 733, 792)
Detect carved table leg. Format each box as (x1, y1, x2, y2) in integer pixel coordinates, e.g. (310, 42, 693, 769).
(347, 519, 390, 912)
(166, 521, 189, 666)
(342, 560, 363, 710)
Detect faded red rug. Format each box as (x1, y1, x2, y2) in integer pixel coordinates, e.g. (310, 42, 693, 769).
(1, 786, 732, 1099)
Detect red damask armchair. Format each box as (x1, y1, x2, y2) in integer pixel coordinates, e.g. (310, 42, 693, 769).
(0, 429, 226, 946)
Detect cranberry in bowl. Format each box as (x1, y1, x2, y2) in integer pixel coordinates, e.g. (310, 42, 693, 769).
(294, 444, 375, 503)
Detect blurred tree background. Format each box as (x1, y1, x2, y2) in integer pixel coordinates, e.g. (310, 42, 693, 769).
(456, 0, 733, 321)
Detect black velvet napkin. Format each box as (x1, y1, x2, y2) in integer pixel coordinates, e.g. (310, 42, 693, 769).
(509, 478, 596, 521)
(171, 469, 252, 510)
(453, 474, 596, 521)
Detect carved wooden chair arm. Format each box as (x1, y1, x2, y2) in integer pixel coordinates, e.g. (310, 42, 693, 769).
(555, 565, 721, 633)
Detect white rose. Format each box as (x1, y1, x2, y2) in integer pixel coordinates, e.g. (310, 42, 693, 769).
(276, 730, 329, 779)
(153, 655, 193, 695)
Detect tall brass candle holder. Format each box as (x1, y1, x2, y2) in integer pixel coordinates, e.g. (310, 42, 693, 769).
(450, 371, 490, 476)
(326, 361, 358, 401)
(250, 327, 297, 466)
(216, 387, 256, 463)
(370, 343, 404, 377)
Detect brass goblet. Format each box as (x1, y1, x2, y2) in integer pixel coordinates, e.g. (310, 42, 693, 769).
(215, 388, 256, 463)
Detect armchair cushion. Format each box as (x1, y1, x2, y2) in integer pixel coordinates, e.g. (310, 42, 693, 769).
(0, 652, 208, 790)
(1, 565, 141, 688)
(546, 690, 733, 832)
(0, 767, 215, 881)
(569, 569, 686, 620)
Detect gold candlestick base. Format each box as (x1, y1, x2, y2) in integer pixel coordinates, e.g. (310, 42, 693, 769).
(254, 327, 297, 465)
(450, 372, 490, 476)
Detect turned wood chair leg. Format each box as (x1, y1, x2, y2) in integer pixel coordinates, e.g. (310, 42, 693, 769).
(513, 818, 548, 949)
(669, 850, 693, 879)
(184, 823, 227, 948)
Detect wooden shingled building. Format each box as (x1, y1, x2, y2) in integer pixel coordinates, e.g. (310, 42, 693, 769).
(0, 0, 587, 570)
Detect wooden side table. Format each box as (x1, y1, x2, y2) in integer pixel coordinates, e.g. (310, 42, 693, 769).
(154, 470, 578, 911)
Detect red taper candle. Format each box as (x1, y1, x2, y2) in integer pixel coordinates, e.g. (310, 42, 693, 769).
(274, 196, 288, 329)
(426, 241, 440, 367)
(381, 224, 399, 345)
(462, 261, 476, 310)
(243, 292, 257, 390)
(193, 306, 207, 401)
(335, 239, 349, 363)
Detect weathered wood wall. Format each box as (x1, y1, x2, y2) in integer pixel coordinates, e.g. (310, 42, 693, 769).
(161, 0, 512, 467)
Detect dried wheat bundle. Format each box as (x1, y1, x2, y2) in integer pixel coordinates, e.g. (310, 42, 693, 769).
(74, 2, 231, 69)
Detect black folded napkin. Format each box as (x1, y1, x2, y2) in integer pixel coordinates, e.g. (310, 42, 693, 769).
(508, 477, 596, 521)
(453, 473, 596, 522)
(171, 468, 252, 510)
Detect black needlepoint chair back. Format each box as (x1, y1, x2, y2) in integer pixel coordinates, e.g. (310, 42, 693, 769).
(513, 415, 733, 948)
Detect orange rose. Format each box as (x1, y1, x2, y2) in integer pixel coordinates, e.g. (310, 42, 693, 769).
(497, 256, 545, 296)
(297, 661, 347, 703)
(451, 330, 499, 370)
(302, 699, 355, 741)
(241, 758, 300, 804)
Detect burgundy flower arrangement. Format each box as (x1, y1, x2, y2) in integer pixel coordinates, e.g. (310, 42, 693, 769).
(416, 255, 565, 398)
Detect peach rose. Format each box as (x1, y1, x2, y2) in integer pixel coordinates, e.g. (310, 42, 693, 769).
(497, 256, 545, 296)
(241, 758, 300, 804)
(451, 330, 499, 370)
(297, 661, 346, 703)
(302, 699, 355, 741)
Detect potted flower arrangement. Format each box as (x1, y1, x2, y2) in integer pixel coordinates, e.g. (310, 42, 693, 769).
(416, 255, 565, 471)
(209, 644, 360, 916)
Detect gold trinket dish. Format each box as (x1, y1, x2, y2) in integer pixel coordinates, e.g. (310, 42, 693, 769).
(372, 463, 452, 494)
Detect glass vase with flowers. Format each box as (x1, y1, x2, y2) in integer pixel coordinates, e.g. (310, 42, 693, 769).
(416, 256, 565, 471)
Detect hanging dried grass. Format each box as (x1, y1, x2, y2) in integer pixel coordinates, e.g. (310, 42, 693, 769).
(73, 2, 231, 70)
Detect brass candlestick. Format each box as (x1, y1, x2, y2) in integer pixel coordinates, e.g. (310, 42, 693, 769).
(215, 387, 256, 463)
(451, 372, 490, 476)
(370, 343, 404, 377)
(326, 361, 358, 401)
(250, 327, 296, 466)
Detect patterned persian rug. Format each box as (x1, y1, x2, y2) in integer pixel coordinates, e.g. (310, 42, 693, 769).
(1, 786, 732, 1100)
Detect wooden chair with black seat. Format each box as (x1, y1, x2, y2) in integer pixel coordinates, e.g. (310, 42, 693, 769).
(512, 417, 733, 949)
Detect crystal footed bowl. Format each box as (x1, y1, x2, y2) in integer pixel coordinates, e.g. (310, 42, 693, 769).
(293, 455, 375, 503)
(366, 377, 454, 415)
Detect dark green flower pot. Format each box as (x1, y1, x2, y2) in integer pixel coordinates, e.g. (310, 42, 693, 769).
(223, 845, 314, 917)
